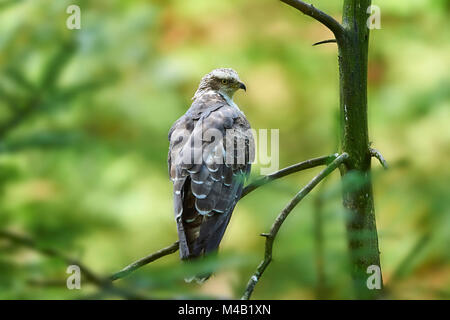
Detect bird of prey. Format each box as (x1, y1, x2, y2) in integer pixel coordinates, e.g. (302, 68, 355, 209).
(168, 68, 254, 271)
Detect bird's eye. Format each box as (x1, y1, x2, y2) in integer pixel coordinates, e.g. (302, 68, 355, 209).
(221, 79, 228, 85)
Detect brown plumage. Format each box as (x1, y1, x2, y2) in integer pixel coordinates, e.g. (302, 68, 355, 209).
(168, 69, 254, 269)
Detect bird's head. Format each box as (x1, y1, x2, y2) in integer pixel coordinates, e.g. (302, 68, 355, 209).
(195, 68, 246, 100)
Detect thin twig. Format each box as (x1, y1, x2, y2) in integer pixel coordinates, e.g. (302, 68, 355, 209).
(110, 241, 180, 281)
(0, 98, 41, 139)
(241, 154, 338, 198)
(2, 155, 341, 286)
(280, 0, 345, 38)
(241, 153, 349, 300)
(313, 39, 337, 46)
(0, 230, 150, 299)
(370, 148, 388, 169)
(109, 155, 337, 280)
(0, 230, 106, 285)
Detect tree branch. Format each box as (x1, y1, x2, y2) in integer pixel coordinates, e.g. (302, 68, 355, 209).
(110, 241, 180, 281)
(109, 154, 338, 281)
(0, 230, 106, 286)
(0, 98, 41, 139)
(108, 155, 337, 280)
(241, 153, 349, 300)
(1, 154, 341, 288)
(0, 230, 150, 299)
(370, 148, 388, 169)
(241, 154, 338, 198)
(280, 0, 345, 39)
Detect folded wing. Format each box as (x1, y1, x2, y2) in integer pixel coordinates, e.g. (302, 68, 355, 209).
(168, 103, 254, 259)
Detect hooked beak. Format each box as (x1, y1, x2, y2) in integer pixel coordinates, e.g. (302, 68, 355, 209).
(238, 81, 247, 92)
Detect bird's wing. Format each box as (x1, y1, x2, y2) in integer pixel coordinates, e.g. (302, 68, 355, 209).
(168, 101, 254, 259)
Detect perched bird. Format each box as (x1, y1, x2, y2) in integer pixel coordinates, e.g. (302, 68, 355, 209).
(168, 68, 254, 279)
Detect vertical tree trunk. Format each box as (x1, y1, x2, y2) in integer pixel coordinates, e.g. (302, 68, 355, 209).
(337, 0, 383, 299)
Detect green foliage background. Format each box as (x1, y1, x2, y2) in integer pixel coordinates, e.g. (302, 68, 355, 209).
(0, 0, 449, 299)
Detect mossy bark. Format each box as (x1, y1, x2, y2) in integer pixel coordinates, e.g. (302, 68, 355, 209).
(337, 0, 383, 299)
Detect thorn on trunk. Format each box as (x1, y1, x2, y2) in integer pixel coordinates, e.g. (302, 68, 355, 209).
(313, 39, 337, 46)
